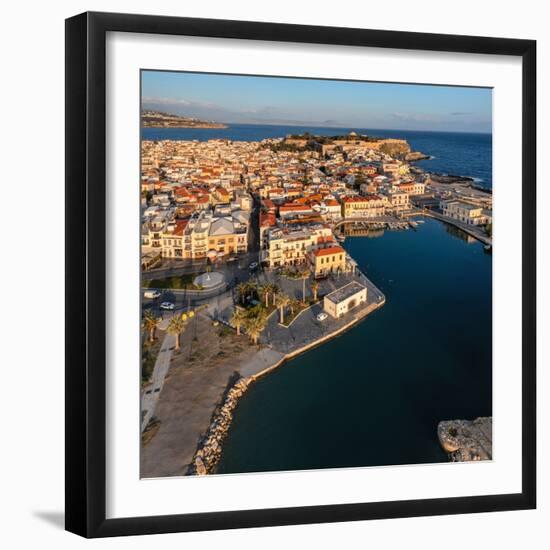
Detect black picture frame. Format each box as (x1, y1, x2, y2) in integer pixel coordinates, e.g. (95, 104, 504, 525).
(65, 11, 536, 538)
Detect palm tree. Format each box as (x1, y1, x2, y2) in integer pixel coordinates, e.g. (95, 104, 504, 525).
(259, 284, 271, 308)
(300, 269, 311, 303)
(270, 283, 280, 306)
(289, 298, 301, 315)
(244, 313, 267, 345)
(230, 307, 247, 336)
(143, 310, 160, 343)
(276, 293, 290, 324)
(235, 282, 249, 305)
(167, 316, 187, 352)
(311, 280, 319, 302)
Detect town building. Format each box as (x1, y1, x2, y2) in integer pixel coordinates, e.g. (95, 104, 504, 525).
(383, 190, 410, 211)
(264, 225, 333, 268)
(323, 281, 368, 318)
(394, 181, 426, 195)
(309, 245, 347, 278)
(341, 195, 387, 219)
(440, 200, 491, 226)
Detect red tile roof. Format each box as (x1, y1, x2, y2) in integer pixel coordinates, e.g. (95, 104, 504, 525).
(313, 246, 345, 257)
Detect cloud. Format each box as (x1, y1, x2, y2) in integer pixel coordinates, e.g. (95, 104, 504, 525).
(142, 97, 223, 110)
(390, 112, 438, 122)
(450, 111, 473, 116)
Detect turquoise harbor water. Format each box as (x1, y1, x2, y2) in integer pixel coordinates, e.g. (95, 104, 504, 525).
(216, 219, 492, 474)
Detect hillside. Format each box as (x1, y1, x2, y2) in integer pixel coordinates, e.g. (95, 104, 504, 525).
(141, 110, 227, 129)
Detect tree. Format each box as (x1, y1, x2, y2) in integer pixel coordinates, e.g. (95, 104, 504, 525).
(143, 310, 160, 343)
(311, 280, 319, 302)
(259, 284, 271, 308)
(276, 293, 290, 324)
(289, 298, 301, 315)
(270, 283, 280, 306)
(235, 282, 250, 305)
(300, 269, 311, 303)
(167, 316, 187, 352)
(230, 307, 247, 336)
(244, 313, 267, 345)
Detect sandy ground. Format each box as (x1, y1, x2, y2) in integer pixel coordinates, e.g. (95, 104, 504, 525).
(140, 313, 258, 478)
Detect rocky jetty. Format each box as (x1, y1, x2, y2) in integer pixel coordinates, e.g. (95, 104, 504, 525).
(438, 417, 492, 462)
(427, 173, 475, 185)
(405, 151, 431, 162)
(188, 376, 251, 475)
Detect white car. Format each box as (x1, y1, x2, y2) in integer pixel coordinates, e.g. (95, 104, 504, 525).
(144, 289, 161, 299)
(316, 312, 328, 321)
(160, 301, 175, 311)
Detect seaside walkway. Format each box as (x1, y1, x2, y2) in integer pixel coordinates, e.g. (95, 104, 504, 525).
(252, 271, 385, 375)
(421, 209, 492, 246)
(141, 331, 175, 432)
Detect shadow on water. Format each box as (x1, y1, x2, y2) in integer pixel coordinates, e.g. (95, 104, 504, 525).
(444, 223, 478, 244)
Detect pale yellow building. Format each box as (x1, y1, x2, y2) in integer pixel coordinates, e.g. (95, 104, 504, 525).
(265, 226, 333, 268)
(207, 217, 248, 256)
(309, 246, 347, 278)
(440, 200, 491, 226)
(341, 195, 387, 219)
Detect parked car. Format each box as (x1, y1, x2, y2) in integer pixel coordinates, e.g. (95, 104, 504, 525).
(144, 289, 161, 299)
(316, 312, 328, 321)
(160, 301, 175, 311)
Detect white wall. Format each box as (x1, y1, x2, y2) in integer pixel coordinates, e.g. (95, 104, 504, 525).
(0, 0, 547, 548)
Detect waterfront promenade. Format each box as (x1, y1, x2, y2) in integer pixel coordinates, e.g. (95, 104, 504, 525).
(141, 270, 385, 477)
(186, 270, 385, 475)
(421, 209, 492, 246)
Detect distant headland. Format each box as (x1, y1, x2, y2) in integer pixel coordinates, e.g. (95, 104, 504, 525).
(141, 110, 228, 129)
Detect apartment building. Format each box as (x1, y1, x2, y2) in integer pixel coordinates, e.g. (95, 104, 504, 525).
(309, 245, 347, 278)
(440, 200, 491, 226)
(265, 225, 333, 268)
(341, 195, 388, 219)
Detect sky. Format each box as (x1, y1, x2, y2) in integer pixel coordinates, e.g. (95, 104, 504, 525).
(142, 71, 492, 133)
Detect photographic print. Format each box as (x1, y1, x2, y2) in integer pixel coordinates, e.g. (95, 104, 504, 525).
(139, 70, 493, 479)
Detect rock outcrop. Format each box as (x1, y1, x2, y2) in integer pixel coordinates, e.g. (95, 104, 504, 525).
(405, 151, 430, 162)
(427, 173, 475, 185)
(438, 417, 492, 462)
(188, 376, 252, 475)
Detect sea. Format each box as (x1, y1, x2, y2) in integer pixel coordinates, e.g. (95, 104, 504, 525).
(142, 124, 493, 475)
(141, 124, 493, 188)
(216, 219, 492, 474)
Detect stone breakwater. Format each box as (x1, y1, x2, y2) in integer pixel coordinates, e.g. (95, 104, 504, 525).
(188, 376, 252, 475)
(438, 417, 492, 462)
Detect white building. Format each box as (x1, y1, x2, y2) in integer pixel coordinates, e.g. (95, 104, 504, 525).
(440, 200, 491, 226)
(323, 281, 368, 319)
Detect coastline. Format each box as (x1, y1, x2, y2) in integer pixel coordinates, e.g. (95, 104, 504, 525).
(188, 274, 385, 476)
(142, 124, 228, 129)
